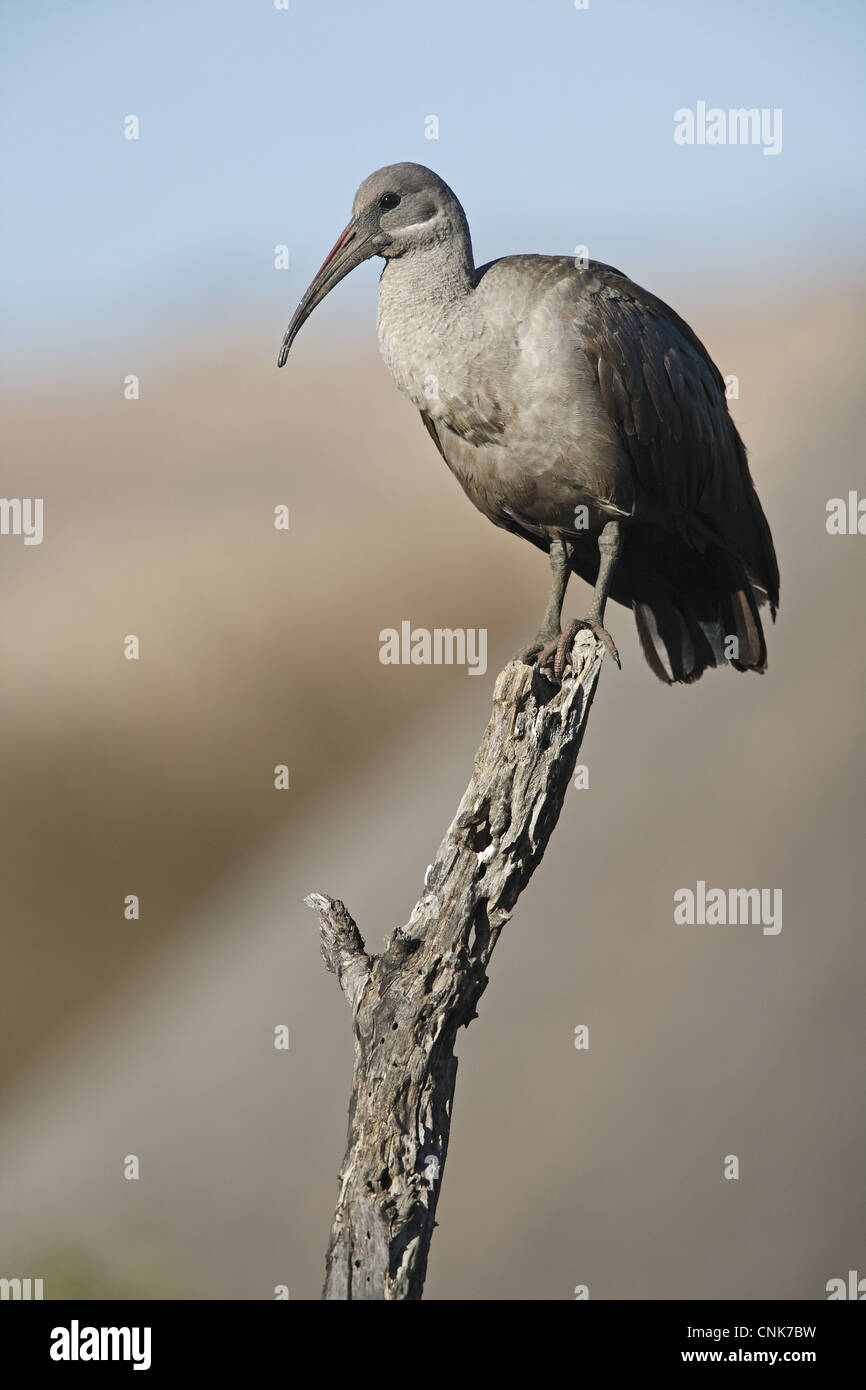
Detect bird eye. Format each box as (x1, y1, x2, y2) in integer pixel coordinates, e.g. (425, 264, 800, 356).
(378, 192, 400, 210)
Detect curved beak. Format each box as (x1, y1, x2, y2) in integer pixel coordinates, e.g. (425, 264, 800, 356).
(277, 213, 385, 367)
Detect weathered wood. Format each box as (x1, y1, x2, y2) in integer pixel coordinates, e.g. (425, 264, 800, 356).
(305, 632, 606, 1300)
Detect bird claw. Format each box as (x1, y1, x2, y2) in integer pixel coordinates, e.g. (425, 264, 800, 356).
(515, 639, 545, 666)
(531, 618, 620, 682)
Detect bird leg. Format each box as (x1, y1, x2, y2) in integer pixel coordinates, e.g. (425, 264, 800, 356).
(551, 519, 622, 677)
(516, 537, 573, 664)
(521, 522, 623, 680)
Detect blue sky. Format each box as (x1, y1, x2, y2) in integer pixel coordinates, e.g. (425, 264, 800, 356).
(2, 0, 864, 377)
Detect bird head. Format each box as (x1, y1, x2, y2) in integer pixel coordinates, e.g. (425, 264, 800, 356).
(277, 162, 468, 366)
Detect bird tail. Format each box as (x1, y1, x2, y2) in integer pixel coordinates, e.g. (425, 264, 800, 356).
(630, 546, 773, 686)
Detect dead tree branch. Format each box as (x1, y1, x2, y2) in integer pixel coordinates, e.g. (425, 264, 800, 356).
(305, 632, 606, 1300)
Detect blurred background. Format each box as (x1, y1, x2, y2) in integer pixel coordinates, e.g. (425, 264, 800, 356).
(1, 0, 864, 1299)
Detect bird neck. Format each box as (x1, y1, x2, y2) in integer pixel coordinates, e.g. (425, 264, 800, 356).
(380, 234, 475, 309)
(376, 237, 478, 411)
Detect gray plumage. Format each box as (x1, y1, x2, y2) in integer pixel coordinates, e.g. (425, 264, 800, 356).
(278, 162, 779, 684)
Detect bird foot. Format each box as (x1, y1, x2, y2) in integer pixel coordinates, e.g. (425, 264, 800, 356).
(515, 637, 547, 666)
(521, 618, 620, 682)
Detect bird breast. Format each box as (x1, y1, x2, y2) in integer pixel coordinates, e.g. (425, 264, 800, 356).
(377, 277, 493, 436)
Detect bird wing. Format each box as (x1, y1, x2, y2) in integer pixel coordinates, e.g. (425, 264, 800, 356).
(577, 263, 751, 520)
(577, 263, 779, 610)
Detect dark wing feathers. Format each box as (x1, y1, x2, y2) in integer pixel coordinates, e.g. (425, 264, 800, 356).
(580, 273, 732, 512)
(578, 264, 779, 610)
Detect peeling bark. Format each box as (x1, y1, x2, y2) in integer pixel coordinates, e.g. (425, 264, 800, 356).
(305, 633, 606, 1300)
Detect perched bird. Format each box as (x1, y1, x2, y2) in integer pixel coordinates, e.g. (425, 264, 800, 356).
(278, 163, 779, 683)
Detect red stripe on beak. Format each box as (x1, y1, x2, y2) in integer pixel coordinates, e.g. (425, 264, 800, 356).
(313, 222, 357, 281)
